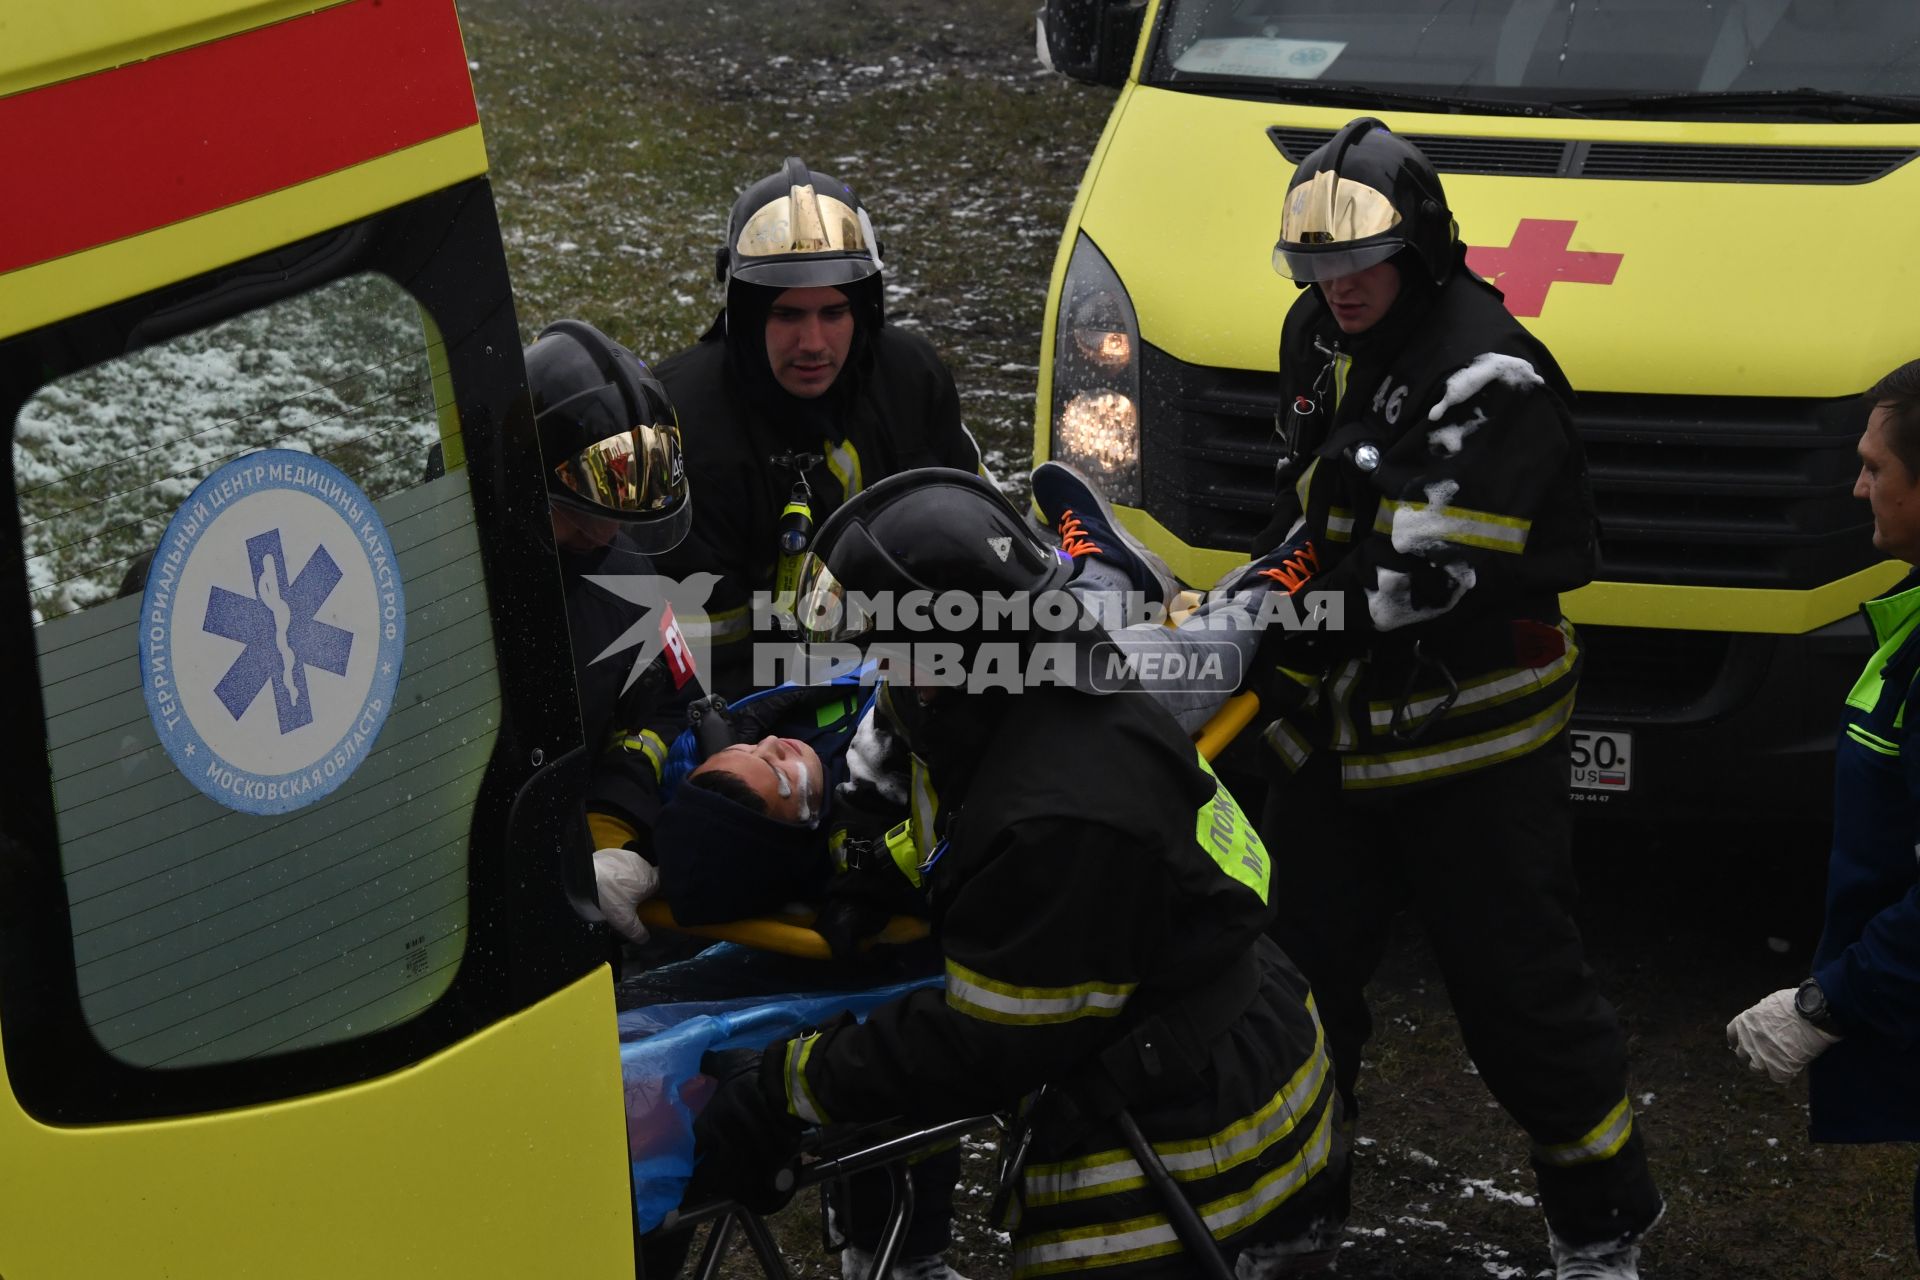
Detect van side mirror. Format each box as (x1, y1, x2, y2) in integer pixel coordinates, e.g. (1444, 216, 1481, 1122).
(1037, 0, 1146, 88)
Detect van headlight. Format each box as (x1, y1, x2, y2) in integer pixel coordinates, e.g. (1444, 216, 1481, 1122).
(1050, 234, 1141, 504)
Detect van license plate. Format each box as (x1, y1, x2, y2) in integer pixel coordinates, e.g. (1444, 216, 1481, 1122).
(1570, 729, 1632, 793)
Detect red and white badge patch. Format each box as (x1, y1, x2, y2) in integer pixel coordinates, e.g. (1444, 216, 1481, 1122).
(659, 605, 697, 689)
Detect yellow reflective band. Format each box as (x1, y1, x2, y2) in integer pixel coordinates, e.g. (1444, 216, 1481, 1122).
(1193, 752, 1270, 904)
(1331, 353, 1351, 410)
(1846, 724, 1901, 758)
(674, 602, 751, 645)
(961, 424, 989, 479)
(619, 729, 668, 781)
(1325, 508, 1355, 543)
(1023, 1001, 1329, 1207)
(1011, 1102, 1336, 1277)
(1374, 498, 1530, 554)
(825, 437, 864, 501)
(909, 756, 939, 869)
(883, 819, 925, 888)
(1293, 458, 1319, 511)
(1327, 658, 1362, 751)
(784, 1032, 830, 1125)
(1262, 718, 1313, 773)
(1366, 624, 1578, 728)
(1342, 689, 1576, 789)
(1536, 1097, 1635, 1168)
(945, 959, 1134, 1027)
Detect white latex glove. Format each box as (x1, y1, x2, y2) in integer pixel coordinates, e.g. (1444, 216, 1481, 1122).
(1727, 988, 1840, 1084)
(582, 848, 659, 945)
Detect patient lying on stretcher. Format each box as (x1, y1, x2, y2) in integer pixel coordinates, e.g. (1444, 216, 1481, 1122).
(587, 675, 927, 961)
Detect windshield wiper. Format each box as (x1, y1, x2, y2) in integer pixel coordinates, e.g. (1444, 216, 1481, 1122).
(1166, 77, 1586, 119)
(1555, 88, 1920, 123)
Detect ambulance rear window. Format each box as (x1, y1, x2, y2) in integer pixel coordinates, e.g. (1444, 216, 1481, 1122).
(14, 273, 493, 1069)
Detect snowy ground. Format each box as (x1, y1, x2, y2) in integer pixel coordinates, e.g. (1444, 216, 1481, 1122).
(15, 276, 438, 621)
(13, 0, 1912, 1272)
(458, 0, 1108, 504)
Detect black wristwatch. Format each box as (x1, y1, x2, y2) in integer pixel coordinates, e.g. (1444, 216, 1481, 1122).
(1794, 978, 1842, 1034)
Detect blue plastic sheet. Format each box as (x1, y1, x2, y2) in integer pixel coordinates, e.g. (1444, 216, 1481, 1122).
(619, 975, 941, 1232)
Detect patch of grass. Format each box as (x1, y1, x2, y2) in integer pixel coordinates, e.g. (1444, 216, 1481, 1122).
(460, 0, 1112, 477)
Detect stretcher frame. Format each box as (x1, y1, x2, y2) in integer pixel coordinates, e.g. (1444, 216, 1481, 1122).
(634, 691, 1265, 1277)
(662, 1114, 996, 1280)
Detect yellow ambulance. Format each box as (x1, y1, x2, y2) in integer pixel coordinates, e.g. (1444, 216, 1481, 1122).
(1035, 0, 1920, 820)
(1, 2, 636, 1272)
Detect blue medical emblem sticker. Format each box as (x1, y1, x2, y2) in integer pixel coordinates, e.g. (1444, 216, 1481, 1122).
(140, 450, 406, 815)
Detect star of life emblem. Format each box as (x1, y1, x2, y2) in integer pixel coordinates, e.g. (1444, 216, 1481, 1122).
(140, 450, 405, 815)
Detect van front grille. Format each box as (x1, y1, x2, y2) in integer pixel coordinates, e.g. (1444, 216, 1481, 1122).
(1266, 127, 1916, 184)
(1572, 624, 1732, 717)
(1137, 345, 1878, 590)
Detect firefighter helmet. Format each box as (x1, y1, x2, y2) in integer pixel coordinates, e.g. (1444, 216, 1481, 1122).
(524, 319, 691, 554)
(714, 156, 884, 291)
(1273, 117, 1457, 286)
(793, 468, 1074, 647)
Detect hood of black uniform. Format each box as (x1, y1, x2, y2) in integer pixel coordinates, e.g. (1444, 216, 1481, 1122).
(1334, 250, 1439, 362)
(651, 781, 826, 924)
(710, 275, 885, 431)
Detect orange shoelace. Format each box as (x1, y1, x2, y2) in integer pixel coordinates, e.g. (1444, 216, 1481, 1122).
(1256, 541, 1320, 593)
(1058, 509, 1103, 560)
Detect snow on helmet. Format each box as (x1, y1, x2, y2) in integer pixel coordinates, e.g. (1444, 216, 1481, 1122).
(714, 156, 884, 291)
(1274, 117, 1458, 287)
(524, 319, 691, 555)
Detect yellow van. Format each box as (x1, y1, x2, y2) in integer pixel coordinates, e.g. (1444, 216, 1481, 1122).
(1, 2, 635, 1272)
(1034, 0, 1920, 820)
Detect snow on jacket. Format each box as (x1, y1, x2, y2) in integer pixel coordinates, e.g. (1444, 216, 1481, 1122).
(1259, 256, 1598, 790)
(763, 684, 1344, 1277)
(1809, 568, 1920, 1142)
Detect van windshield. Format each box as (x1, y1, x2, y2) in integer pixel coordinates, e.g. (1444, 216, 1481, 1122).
(1148, 1, 1920, 113)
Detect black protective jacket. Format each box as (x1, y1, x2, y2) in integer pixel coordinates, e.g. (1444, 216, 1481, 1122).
(562, 536, 703, 849)
(764, 685, 1344, 1276)
(654, 318, 979, 698)
(1257, 255, 1598, 791)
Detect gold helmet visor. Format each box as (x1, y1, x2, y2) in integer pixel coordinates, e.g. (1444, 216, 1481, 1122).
(735, 183, 873, 260)
(551, 421, 686, 519)
(1273, 169, 1406, 282)
(793, 554, 870, 645)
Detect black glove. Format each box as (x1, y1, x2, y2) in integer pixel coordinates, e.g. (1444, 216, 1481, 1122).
(686, 1047, 806, 1216)
(814, 882, 900, 964)
(1247, 624, 1327, 713)
(1406, 556, 1468, 611)
(816, 829, 928, 964)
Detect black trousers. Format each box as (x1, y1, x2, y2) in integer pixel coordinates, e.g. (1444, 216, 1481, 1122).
(1259, 733, 1662, 1247)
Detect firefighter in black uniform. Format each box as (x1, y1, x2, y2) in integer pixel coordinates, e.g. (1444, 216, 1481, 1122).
(523, 320, 702, 873)
(1251, 119, 1663, 1278)
(685, 470, 1349, 1279)
(652, 156, 983, 700)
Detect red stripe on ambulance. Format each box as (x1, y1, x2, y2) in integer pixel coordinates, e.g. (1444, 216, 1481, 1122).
(0, 0, 478, 274)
